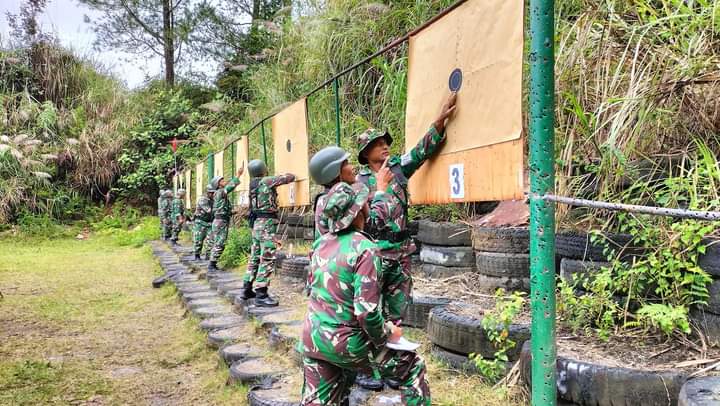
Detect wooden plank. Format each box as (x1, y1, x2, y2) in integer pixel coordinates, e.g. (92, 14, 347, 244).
(407, 139, 524, 204)
(184, 170, 192, 207)
(172, 175, 178, 195)
(272, 98, 310, 207)
(234, 136, 251, 207)
(404, 0, 524, 203)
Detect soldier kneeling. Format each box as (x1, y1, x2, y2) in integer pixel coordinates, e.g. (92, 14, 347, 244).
(300, 182, 430, 406)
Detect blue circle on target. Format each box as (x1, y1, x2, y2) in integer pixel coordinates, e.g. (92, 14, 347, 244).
(449, 68, 463, 92)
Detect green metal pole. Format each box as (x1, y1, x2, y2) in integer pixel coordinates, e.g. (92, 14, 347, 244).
(231, 143, 236, 174)
(260, 121, 268, 163)
(333, 77, 341, 146)
(529, 0, 556, 405)
(207, 153, 214, 183)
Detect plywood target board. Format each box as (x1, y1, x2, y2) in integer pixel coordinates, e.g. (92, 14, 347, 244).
(272, 98, 310, 207)
(213, 151, 224, 179)
(404, 0, 524, 203)
(184, 170, 192, 207)
(172, 175, 178, 194)
(234, 136, 251, 207)
(195, 162, 205, 204)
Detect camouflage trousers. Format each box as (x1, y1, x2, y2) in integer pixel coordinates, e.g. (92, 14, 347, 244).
(171, 217, 183, 241)
(209, 218, 229, 262)
(382, 254, 413, 325)
(301, 349, 430, 406)
(192, 220, 212, 256)
(161, 217, 172, 240)
(244, 218, 278, 288)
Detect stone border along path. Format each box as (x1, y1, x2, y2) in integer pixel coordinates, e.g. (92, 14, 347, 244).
(148, 240, 413, 406)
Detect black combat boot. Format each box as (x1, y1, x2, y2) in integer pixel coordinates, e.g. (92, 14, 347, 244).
(356, 373, 384, 391)
(254, 287, 279, 307)
(208, 261, 218, 273)
(240, 281, 256, 300)
(194, 253, 201, 261)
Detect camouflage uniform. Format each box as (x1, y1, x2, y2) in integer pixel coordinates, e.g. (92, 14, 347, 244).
(160, 192, 172, 240)
(356, 126, 445, 325)
(301, 183, 430, 406)
(210, 177, 240, 262)
(170, 193, 186, 241)
(244, 174, 295, 288)
(192, 194, 213, 256)
(157, 193, 165, 238)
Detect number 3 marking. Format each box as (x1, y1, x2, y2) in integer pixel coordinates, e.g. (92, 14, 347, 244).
(449, 164, 464, 199)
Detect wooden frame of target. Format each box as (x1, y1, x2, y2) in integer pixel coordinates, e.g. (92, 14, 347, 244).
(272, 98, 310, 207)
(172, 174, 178, 194)
(404, 0, 524, 203)
(234, 136, 251, 207)
(184, 169, 192, 208)
(213, 150, 224, 179)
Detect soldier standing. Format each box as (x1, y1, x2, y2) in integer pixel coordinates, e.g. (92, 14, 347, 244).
(301, 182, 430, 406)
(170, 189, 186, 244)
(192, 182, 216, 260)
(160, 190, 173, 241)
(157, 189, 167, 239)
(208, 168, 244, 273)
(355, 93, 456, 325)
(241, 159, 295, 307)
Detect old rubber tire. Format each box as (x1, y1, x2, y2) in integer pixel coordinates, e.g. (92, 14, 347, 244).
(559, 258, 610, 286)
(420, 245, 475, 267)
(220, 343, 264, 365)
(229, 358, 282, 385)
(247, 386, 300, 406)
(182, 290, 220, 303)
(416, 220, 471, 246)
(475, 273, 530, 293)
(475, 251, 529, 278)
(403, 295, 452, 329)
(152, 274, 170, 288)
(690, 309, 720, 345)
(678, 376, 720, 406)
(518, 341, 688, 406)
(207, 325, 245, 348)
(471, 227, 529, 253)
(555, 231, 642, 261)
(697, 279, 720, 315)
(279, 257, 310, 280)
(417, 264, 474, 278)
(426, 306, 529, 361)
(199, 315, 245, 331)
(430, 345, 478, 374)
(699, 238, 720, 277)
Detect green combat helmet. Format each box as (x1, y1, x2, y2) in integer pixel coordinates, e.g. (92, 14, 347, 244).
(248, 159, 267, 178)
(209, 176, 223, 190)
(309, 146, 350, 186)
(206, 184, 216, 193)
(356, 128, 392, 164)
(163, 190, 173, 198)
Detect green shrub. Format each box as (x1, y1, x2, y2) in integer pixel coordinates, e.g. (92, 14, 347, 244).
(219, 224, 252, 269)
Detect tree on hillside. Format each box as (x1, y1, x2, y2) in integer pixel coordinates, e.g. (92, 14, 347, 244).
(79, 0, 206, 87)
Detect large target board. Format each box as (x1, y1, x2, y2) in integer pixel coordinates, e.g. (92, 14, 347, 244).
(234, 136, 251, 207)
(213, 150, 224, 179)
(195, 162, 204, 204)
(272, 99, 310, 207)
(184, 170, 192, 207)
(404, 0, 524, 203)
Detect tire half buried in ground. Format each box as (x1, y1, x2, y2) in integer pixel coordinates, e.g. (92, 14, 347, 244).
(518, 341, 688, 406)
(426, 305, 529, 361)
(200, 315, 245, 331)
(403, 295, 452, 329)
(220, 343, 265, 365)
(248, 385, 301, 406)
(207, 325, 245, 348)
(679, 376, 720, 406)
(229, 358, 284, 385)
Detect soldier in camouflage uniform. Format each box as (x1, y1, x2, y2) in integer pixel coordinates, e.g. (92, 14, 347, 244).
(301, 182, 430, 406)
(208, 169, 244, 273)
(355, 93, 457, 325)
(170, 189, 186, 244)
(157, 189, 167, 239)
(160, 190, 173, 240)
(241, 159, 295, 307)
(308, 146, 357, 240)
(192, 182, 216, 260)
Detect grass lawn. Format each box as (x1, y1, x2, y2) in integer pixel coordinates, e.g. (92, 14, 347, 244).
(0, 235, 247, 405)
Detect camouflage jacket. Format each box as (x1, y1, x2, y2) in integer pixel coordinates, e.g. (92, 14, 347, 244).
(214, 177, 240, 221)
(314, 183, 391, 241)
(171, 198, 185, 220)
(357, 125, 444, 247)
(159, 198, 171, 218)
(250, 174, 295, 214)
(301, 230, 390, 365)
(193, 195, 213, 223)
(157, 197, 165, 216)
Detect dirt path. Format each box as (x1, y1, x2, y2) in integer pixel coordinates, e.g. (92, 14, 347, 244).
(0, 236, 245, 405)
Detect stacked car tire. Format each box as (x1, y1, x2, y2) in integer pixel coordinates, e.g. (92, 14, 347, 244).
(471, 226, 530, 293)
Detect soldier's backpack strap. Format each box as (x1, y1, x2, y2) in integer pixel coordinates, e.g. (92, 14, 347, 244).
(248, 178, 260, 228)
